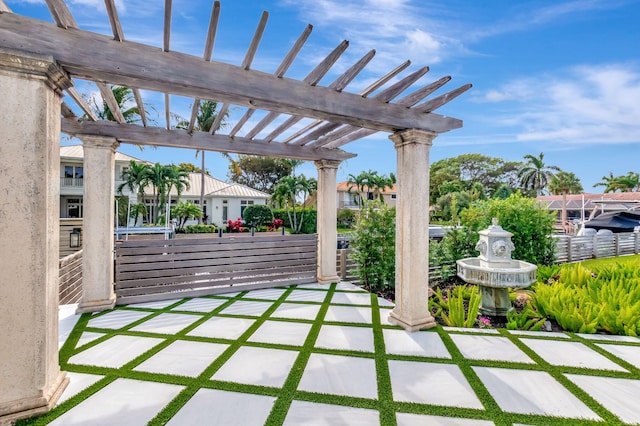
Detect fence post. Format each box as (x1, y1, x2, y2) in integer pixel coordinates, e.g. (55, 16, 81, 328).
(615, 235, 620, 256)
(566, 236, 572, 263)
(636, 233, 640, 255)
(339, 249, 347, 280)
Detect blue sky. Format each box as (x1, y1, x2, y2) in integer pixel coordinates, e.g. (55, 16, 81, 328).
(8, 0, 640, 191)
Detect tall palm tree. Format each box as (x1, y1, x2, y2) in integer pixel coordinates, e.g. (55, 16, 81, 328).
(117, 160, 152, 225)
(176, 100, 227, 223)
(518, 152, 560, 196)
(84, 85, 152, 124)
(548, 171, 583, 233)
(593, 172, 620, 193)
(272, 175, 317, 233)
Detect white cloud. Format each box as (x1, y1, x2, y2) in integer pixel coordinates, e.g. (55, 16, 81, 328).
(477, 64, 640, 145)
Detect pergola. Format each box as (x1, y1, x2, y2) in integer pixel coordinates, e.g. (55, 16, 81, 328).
(0, 0, 469, 422)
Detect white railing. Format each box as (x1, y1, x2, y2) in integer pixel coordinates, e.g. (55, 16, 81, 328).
(554, 232, 640, 263)
(60, 177, 83, 187)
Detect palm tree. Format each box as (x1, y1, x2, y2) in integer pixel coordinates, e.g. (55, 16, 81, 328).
(272, 175, 317, 233)
(614, 172, 640, 192)
(548, 171, 583, 233)
(346, 172, 368, 208)
(176, 100, 227, 223)
(593, 172, 620, 193)
(518, 152, 560, 196)
(84, 85, 151, 124)
(172, 201, 203, 231)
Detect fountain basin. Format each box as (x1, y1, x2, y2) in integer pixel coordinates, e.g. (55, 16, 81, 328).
(456, 258, 537, 289)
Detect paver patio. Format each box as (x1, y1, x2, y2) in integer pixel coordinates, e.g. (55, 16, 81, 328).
(35, 283, 640, 425)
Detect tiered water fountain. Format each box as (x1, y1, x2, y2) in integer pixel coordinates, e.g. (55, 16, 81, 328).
(456, 219, 537, 316)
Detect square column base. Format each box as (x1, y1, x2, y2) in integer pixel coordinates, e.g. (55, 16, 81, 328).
(317, 275, 340, 285)
(388, 310, 437, 332)
(76, 295, 116, 314)
(0, 372, 68, 424)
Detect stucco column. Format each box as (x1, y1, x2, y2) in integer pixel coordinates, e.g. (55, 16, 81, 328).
(0, 48, 70, 423)
(315, 160, 341, 283)
(388, 129, 438, 332)
(77, 136, 119, 313)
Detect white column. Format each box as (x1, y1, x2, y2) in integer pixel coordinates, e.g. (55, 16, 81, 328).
(315, 160, 341, 283)
(0, 48, 70, 423)
(77, 136, 119, 313)
(388, 129, 438, 331)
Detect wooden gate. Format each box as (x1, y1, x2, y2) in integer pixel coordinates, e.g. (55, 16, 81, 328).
(114, 234, 317, 305)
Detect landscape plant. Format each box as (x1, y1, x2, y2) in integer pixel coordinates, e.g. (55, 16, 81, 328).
(242, 204, 273, 228)
(184, 224, 216, 233)
(533, 261, 640, 336)
(171, 201, 203, 231)
(429, 285, 481, 328)
(350, 201, 395, 293)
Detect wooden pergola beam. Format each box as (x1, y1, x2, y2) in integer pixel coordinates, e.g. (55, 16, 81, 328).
(0, 13, 462, 134)
(61, 118, 356, 161)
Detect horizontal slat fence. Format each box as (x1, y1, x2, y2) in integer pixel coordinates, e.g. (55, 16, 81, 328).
(59, 250, 83, 304)
(115, 234, 317, 305)
(554, 232, 640, 263)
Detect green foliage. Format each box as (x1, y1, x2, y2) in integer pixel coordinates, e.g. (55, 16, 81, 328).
(242, 204, 273, 227)
(533, 262, 640, 335)
(272, 209, 317, 234)
(429, 227, 477, 286)
(228, 156, 301, 194)
(436, 191, 471, 222)
(115, 196, 129, 227)
(460, 192, 556, 265)
(171, 201, 203, 231)
(272, 175, 317, 233)
(184, 224, 217, 234)
(429, 285, 481, 328)
(506, 290, 547, 331)
(350, 202, 396, 292)
(337, 208, 357, 229)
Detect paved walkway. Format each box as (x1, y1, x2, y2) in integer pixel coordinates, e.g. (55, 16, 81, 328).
(40, 283, 640, 425)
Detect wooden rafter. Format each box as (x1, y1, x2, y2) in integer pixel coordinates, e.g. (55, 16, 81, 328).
(61, 119, 356, 161)
(66, 86, 98, 121)
(210, 10, 268, 136)
(281, 60, 412, 145)
(263, 49, 375, 143)
(290, 66, 430, 146)
(0, 13, 462, 133)
(229, 24, 312, 137)
(188, 1, 220, 133)
(243, 39, 349, 140)
(309, 76, 453, 149)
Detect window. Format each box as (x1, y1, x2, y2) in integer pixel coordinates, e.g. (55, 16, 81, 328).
(222, 200, 228, 221)
(62, 165, 83, 186)
(240, 200, 254, 215)
(391, 194, 397, 199)
(367, 192, 374, 201)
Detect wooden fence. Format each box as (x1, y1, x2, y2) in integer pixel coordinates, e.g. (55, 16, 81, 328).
(554, 232, 640, 263)
(114, 234, 317, 305)
(59, 250, 83, 305)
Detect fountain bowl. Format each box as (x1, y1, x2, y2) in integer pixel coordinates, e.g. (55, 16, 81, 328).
(456, 258, 537, 289)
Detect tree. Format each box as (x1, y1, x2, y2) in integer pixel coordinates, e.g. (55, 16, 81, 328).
(548, 171, 583, 233)
(178, 162, 209, 176)
(242, 204, 273, 228)
(518, 152, 560, 196)
(227, 155, 300, 194)
(84, 85, 151, 124)
(346, 171, 369, 208)
(272, 175, 317, 233)
(346, 170, 395, 207)
(176, 100, 226, 222)
(117, 161, 150, 200)
(594, 171, 640, 193)
(171, 201, 203, 231)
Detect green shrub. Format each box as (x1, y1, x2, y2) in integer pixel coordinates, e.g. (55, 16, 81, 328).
(242, 204, 273, 227)
(350, 202, 395, 292)
(337, 208, 357, 229)
(272, 208, 317, 234)
(184, 224, 217, 234)
(460, 192, 556, 265)
(429, 227, 477, 287)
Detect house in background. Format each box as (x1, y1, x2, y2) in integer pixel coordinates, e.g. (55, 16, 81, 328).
(537, 192, 640, 222)
(336, 181, 397, 209)
(60, 145, 147, 219)
(59, 145, 269, 227)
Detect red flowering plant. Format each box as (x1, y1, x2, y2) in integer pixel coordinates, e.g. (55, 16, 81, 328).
(227, 218, 246, 233)
(267, 218, 284, 231)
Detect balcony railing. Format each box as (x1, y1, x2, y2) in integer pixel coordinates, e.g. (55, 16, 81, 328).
(61, 177, 83, 187)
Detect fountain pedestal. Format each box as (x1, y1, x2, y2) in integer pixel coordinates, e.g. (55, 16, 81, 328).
(456, 219, 537, 316)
